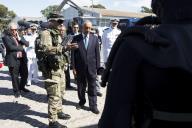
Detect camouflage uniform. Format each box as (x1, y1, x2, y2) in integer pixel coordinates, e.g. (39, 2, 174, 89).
(40, 28, 66, 123)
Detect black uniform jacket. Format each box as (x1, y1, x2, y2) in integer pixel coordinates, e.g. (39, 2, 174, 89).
(99, 24, 192, 128)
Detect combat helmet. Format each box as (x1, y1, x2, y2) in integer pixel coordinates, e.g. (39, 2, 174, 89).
(47, 12, 64, 24)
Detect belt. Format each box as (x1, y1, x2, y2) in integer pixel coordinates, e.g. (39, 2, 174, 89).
(28, 47, 34, 49)
(153, 110, 192, 122)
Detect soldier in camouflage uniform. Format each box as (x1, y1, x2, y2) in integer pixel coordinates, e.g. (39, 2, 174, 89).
(39, 13, 78, 128)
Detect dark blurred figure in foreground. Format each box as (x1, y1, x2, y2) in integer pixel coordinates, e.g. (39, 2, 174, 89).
(99, 0, 192, 128)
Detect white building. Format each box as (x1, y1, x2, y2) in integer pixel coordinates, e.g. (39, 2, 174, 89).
(62, 7, 153, 28)
(62, 7, 154, 35)
(63, 7, 152, 19)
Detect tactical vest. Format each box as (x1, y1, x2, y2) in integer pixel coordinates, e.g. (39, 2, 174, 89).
(35, 32, 48, 72)
(47, 29, 66, 71)
(49, 29, 60, 47)
(35, 29, 66, 72)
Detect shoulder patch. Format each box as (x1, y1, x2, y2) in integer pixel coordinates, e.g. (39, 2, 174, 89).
(101, 26, 169, 87)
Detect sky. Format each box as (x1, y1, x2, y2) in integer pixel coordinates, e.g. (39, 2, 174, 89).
(0, 0, 151, 17)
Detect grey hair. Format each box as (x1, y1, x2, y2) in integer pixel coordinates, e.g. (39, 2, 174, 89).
(8, 22, 18, 29)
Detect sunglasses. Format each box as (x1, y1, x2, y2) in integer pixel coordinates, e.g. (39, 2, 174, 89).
(11, 29, 17, 31)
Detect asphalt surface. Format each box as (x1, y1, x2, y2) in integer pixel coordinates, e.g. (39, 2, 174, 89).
(0, 66, 106, 128)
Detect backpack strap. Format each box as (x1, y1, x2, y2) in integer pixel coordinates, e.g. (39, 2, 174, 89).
(48, 29, 60, 46)
(101, 26, 169, 87)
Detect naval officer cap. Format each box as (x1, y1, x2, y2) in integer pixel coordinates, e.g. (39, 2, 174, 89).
(30, 24, 38, 30)
(111, 18, 119, 23)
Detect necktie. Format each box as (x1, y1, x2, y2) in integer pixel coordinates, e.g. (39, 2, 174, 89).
(84, 35, 88, 49)
(13, 37, 22, 58)
(13, 37, 18, 45)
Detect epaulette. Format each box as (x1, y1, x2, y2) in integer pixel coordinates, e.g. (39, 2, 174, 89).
(103, 27, 110, 32)
(101, 26, 169, 87)
(120, 26, 169, 46)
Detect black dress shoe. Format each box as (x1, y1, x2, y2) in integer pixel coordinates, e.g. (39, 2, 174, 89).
(14, 92, 21, 98)
(20, 88, 30, 93)
(97, 92, 102, 97)
(76, 104, 84, 110)
(49, 121, 67, 128)
(57, 112, 71, 120)
(90, 107, 100, 114)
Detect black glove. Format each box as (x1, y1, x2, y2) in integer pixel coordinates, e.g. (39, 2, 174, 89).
(97, 67, 105, 75)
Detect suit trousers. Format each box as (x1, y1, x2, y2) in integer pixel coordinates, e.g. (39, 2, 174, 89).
(27, 58, 38, 85)
(64, 64, 71, 87)
(76, 69, 97, 108)
(9, 58, 28, 93)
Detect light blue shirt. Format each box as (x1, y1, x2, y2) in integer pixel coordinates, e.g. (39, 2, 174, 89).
(83, 34, 89, 49)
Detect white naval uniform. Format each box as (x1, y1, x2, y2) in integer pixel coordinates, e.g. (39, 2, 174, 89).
(23, 33, 38, 85)
(102, 27, 121, 63)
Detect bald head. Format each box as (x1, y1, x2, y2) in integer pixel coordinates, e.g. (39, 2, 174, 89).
(83, 20, 92, 35)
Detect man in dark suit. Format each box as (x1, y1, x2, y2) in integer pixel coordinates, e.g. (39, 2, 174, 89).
(71, 20, 100, 114)
(2, 23, 29, 100)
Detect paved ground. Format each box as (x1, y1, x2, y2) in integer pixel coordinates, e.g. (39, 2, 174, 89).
(0, 66, 106, 128)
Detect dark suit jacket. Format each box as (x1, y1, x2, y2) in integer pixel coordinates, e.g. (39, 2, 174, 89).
(2, 33, 28, 67)
(71, 33, 100, 76)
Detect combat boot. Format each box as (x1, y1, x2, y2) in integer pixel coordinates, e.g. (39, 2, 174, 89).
(57, 112, 71, 120)
(49, 121, 67, 128)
